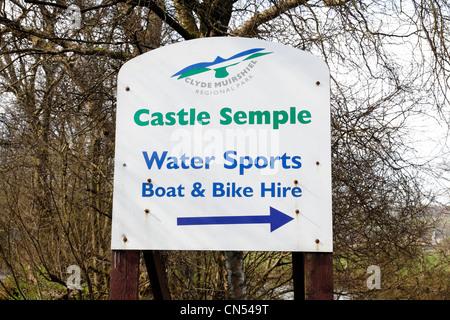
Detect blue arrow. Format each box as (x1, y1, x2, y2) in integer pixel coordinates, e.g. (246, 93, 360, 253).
(177, 207, 293, 232)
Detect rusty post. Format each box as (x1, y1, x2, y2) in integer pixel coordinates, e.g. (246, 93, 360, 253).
(304, 252, 333, 300)
(110, 250, 140, 300)
(142, 250, 171, 300)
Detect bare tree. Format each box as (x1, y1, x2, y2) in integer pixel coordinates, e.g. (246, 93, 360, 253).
(0, 0, 448, 300)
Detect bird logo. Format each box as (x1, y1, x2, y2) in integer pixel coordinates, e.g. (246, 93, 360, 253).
(171, 48, 272, 80)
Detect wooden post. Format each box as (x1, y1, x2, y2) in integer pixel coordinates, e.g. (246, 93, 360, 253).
(292, 252, 333, 300)
(142, 250, 171, 300)
(110, 250, 140, 300)
(304, 252, 333, 300)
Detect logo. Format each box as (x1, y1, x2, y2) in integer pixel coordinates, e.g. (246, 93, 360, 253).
(172, 48, 272, 95)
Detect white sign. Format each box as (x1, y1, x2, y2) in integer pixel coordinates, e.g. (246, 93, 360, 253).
(111, 37, 332, 252)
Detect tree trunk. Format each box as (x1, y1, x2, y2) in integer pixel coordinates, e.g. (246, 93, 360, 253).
(224, 251, 246, 300)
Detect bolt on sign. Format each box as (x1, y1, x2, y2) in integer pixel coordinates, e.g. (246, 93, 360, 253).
(111, 37, 332, 252)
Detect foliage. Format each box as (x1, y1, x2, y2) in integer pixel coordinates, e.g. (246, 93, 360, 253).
(0, 0, 449, 300)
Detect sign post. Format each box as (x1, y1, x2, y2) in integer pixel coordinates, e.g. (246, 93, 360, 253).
(110, 250, 140, 300)
(110, 37, 333, 299)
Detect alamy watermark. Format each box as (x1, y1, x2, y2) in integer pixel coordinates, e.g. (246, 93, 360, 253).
(366, 265, 381, 290)
(55, 4, 81, 35)
(65, 5, 81, 30)
(66, 265, 83, 290)
(64, 263, 381, 291)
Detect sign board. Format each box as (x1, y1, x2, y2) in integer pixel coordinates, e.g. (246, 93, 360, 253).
(111, 37, 332, 252)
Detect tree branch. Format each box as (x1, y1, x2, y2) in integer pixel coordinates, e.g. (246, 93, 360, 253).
(235, 0, 309, 37)
(0, 15, 133, 60)
(23, 0, 196, 40)
(121, 0, 196, 40)
(173, 0, 200, 36)
(24, 0, 122, 13)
